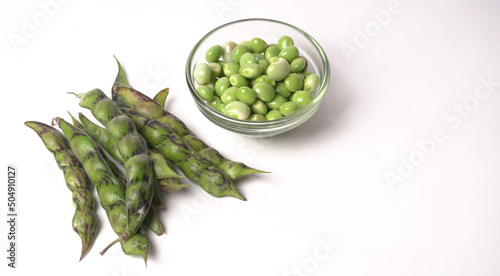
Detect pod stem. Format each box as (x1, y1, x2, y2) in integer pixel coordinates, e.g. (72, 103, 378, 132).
(67, 92, 85, 99)
(51, 117, 62, 127)
(100, 234, 126, 256)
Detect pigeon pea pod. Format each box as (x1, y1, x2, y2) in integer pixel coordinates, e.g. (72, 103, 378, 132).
(77, 112, 124, 162)
(122, 108, 245, 200)
(143, 207, 166, 236)
(69, 113, 125, 188)
(67, 114, 160, 260)
(120, 228, 149, 265)
(77, 114, 165, 233)
(55, 118, 128, 238)
(25, 121, 98, 261)
(70, 89, 155, 255)
(148, 150, 188, 192)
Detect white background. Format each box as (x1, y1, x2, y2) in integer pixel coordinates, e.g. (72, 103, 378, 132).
(1, 0, 500, 275)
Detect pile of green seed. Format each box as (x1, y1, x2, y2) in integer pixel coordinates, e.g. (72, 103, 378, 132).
(193, 35, 320, 121)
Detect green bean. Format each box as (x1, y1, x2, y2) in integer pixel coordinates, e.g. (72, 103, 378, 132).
(250, 37, 268, 53)
(215, 101, 226, 113)
(236, 86, 257, 105)
(279, 101, 300, 116)
(264, 46, 280, 60)
(196, 85, 215, 101)
(194, 63, 211, 85)
(253, 75, 276, 88)
(215, 76, 231, 97)
(229, 73, 249, 87)
(266, 57, 290, 81)
(268, 56, 280, 64)
(239, 52, 258, 66)
(284, 73, 304, 92)
(291, 90, 313, 108)
(222, 61, 240, 77)
(205, 45, 222, 63)
(238, 40, 251, 48)
(224, 101, 251, 120)
(275, 82, 292, 98)
(303, 73, 320, 93)
(122, 108, 246, 200)
(296, 72, 306, 81)
(70, 89, 154, 255)
(113, 60, 268, 180)
(239, 63, 262, 79)
(207, 96, 223, 109)
(207, 81, 217, 92)
(247, 114, 266, 121)
(290, 57, 307, 73)
(302, 69, 312, 78)
(265, 109, 283, 120)
(208, 62, 223, 79)
(221, 86, 238, 104)
(252, 53, 266, 61)
(253, 82, 275, 102)
(232, 44, 251, 63)
(25, 121, 98, 261)
(250, 99, 268, 116)
(279, 45, 299, 63)
(277, 35, 294, 51)
(222, 41, 237, 61)
(266, 94, 287, 110)
(258, 59, 270, 73)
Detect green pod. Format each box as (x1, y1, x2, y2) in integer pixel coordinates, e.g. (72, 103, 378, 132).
(143, 206, 166, 236)
(71, 205, 97, 260)
(107, 155, 166, 239)
(69, 113, 126, 189)
(123, 108, 245, 200)
(78, 112, 124, 162)
(153, 87, 170, 108)
(151, 182, 164, 208)
(71, 89, 155, 255)
(158, 177, 189, 192)
(148, 150, 185, 183)
(71, 113, 167, 243)
(55, 118, 129, 246)
(25, 121, 98, 261)
(120, 228, 149, 266)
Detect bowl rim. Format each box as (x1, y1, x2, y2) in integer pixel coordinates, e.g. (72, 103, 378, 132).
(185, 17, 330, 128)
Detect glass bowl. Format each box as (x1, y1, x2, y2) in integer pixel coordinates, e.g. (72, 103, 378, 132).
(186, 18, 330, 138)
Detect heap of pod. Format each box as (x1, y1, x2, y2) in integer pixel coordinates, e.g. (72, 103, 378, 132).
(25, 58, 268, 265)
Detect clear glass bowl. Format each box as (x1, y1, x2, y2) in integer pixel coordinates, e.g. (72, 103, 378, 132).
(186, 18, 330, 138)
